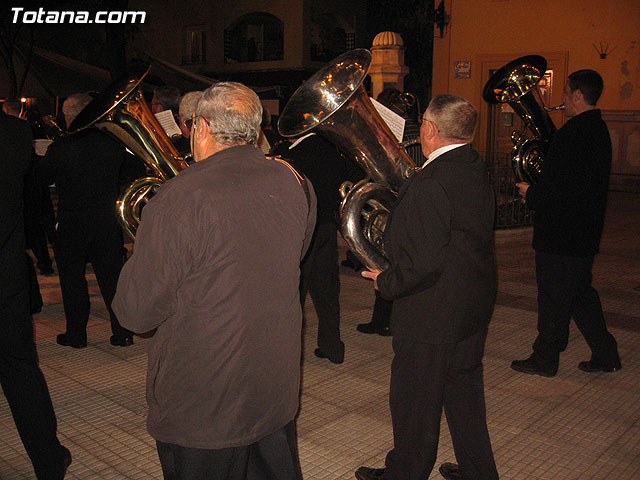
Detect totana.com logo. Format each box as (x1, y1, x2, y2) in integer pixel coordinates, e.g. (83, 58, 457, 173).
(11, 7, 146, 24)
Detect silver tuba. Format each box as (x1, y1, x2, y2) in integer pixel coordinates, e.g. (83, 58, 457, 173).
(482, 55, 560, 184)
(278, 49, 417, 270)
(68, 66, 189, 239)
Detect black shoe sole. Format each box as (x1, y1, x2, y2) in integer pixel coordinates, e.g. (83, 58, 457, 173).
(110, 336, 134, 347)
(356, 324, 391, 336)
(578, 361, 621, 373)
(56, 334, 87, 348)
(314, 348, 343, 364)
(510, 363, 557, 377)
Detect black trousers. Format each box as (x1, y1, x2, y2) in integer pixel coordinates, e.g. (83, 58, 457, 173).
(24, 173, 54, 271)
(386, 328, 498, 480)
(54, 212, 131, 340)
(532, 251, 620, 367)
(369, 290, 392, 329)
(156, 421, 302, 480)
(300, 222, 343, 360)
(0, 288, 67, 480)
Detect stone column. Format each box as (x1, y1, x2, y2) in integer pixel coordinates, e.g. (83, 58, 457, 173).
(369, 31, 409, 98)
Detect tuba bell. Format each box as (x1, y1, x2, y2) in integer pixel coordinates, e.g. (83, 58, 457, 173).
(278, 49, 417, 271)
(68, 66, 189, 239)
(483, 55, 560, 184)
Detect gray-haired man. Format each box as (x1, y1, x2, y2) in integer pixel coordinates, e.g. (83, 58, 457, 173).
(114, 82, 316, 480)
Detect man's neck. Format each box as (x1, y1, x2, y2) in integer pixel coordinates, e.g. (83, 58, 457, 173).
(575, 104, 596, 116)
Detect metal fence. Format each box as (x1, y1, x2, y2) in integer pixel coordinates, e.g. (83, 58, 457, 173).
(481, 151, 533, 229)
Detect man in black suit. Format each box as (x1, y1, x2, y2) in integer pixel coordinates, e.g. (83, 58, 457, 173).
(37, 94, 141, 348)
(0, 109, 71, 479)
(274, 133, 348, 364)
(357, 94, 499, 480)
(511, 69, 621, 377)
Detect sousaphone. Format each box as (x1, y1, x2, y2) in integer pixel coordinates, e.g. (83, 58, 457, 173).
(69, 66, 189, 239)
(278, 49, 417, 271)
(483, 55, 562, 184)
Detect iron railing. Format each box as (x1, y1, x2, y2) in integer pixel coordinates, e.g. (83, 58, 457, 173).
(481, 151, 533, 229)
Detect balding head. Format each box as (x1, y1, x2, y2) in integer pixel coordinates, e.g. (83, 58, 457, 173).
(2, 100, 23, 117)
(62, 94, 93, 127)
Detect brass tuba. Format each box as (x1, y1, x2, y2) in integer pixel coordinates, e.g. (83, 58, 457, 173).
(278, 49, 417, 270)
(68, 66, 189, 239)
(482, 55, 560, 184)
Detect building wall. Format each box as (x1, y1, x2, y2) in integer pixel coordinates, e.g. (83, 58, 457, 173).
(129, 0, 367, 75)
(432, 0, 640, 188)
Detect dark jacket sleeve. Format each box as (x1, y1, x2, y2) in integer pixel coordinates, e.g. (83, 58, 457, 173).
(35, 139, 62, 186)
(525, 131, 568, 211)
(300, 177, 317, 259)
(0, 114, 33, 299)
(377, 177, 451, 300)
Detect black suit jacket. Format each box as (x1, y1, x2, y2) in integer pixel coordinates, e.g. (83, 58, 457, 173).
(378, 144, 497, 344)
(274, 134, 349, 225)
(37, 128, 144, 216)
(526, 109, 611, 257)
(0, 111, 33, 301)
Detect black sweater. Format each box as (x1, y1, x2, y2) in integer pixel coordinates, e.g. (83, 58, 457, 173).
(526, 109, 611, 257)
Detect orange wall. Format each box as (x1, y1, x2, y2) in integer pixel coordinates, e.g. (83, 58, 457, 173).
(432, 0, 640, 148)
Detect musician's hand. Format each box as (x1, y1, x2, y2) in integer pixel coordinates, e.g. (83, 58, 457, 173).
(361, 268, 381, 290)
(516, 182, 530, 199)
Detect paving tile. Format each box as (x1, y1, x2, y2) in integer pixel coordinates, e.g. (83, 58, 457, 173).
(1, 192, 638, 479)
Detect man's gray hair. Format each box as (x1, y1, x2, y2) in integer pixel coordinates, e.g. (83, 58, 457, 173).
(426, 94, 477, 142)
(62, 94, 93, 124)
(179, 91, 203, 120)
(196, 82, 262, 146)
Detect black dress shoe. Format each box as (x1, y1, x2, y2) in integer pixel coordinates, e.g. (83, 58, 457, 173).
(56, 333, 87, 349)
(578, 359, 621, 373)
(110, 335, 134, 347)
(355, 466, 387, 480)
(356, 322, 391, 336)
(439, 462, 463, 479)
(511, 357, 557, 377)
(314, 348, 343, 364)
(38, 265, 55, 275)
(61, 446, 72, 477)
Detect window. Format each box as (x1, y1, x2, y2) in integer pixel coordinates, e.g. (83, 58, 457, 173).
(224, 13, 283, 64)
(309, 13, 354, 62)
(183, 27, 206, 64)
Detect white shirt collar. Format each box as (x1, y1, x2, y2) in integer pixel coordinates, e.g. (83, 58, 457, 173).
(422, 143, 467, 168)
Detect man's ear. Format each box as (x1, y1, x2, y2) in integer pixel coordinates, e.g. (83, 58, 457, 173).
(573, 88, 585, 105)
(191, 117, 209, 162)
(194, 117, 208, 142)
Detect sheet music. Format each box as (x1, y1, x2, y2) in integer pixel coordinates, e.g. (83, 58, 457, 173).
(154, 110, 182, 138)
(370, 97, 405, 142)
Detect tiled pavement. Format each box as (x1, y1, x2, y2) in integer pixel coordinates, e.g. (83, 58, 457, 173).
(1, 192, 639, 479)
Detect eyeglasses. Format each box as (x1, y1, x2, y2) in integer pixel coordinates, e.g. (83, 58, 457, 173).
(420, 116, 440, 132)
(189, 112, 201, 131)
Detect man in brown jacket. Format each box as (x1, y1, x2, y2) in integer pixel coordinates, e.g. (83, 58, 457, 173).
(113, 82, 316, 480)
